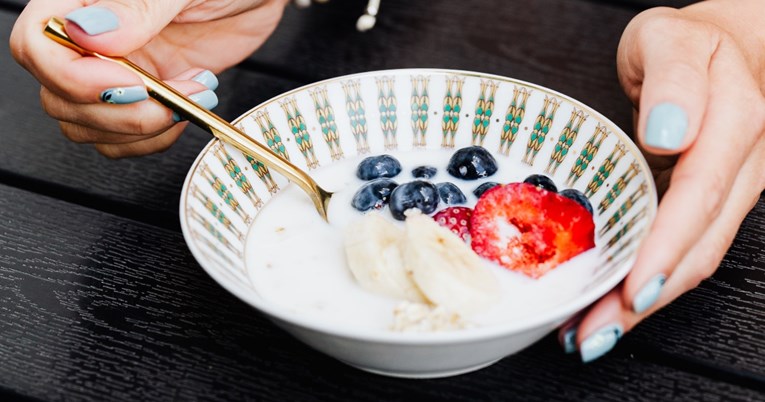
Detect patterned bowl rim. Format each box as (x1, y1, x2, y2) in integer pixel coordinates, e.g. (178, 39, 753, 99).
(180, 68, 657, 344)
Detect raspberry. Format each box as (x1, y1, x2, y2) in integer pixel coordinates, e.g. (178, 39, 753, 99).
(432, 207, 473, 242)
(470, 183, 595, 278)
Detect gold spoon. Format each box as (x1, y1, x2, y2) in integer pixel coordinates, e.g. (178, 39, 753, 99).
(44, 17, 333, 221)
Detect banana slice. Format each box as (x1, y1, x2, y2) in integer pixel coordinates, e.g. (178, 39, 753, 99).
(344, 213, 426, 302)
(391, 301, 470, 332)
(403, 211, 501, 315)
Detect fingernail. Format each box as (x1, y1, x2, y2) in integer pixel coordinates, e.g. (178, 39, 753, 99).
(645, 102, 688, 150)
(633, 273, 667, 314)
(100, 86, 148, 104)
(173, 90, 219, 122)
(580, 324, 623, 363)
(192, 70, 219, 91)
(66, 6, 120, 36)
(562, 327, 578, 354)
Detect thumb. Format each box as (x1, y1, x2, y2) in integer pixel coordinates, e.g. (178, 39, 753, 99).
(64, 1, 192, 56)
(617, 8, 716, 155)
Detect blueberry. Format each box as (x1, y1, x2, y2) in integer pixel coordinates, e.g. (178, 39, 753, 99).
(560, 188, 594, 215)
(436, 182, 467, 205)
(523, 174, 558, 193)
(412, 165, 438, 179)
(389, 180, 440, 220)
(446, 146, 498, 180)
(356, 154, 402, 180)
(351, 178, 399, 212)
(473, 182, 500, 198)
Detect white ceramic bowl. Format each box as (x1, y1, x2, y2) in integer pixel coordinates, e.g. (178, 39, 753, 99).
(180, 69, 657, 378)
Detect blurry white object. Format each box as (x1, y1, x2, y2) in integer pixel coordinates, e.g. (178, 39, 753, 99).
(295, 0, 380, 31)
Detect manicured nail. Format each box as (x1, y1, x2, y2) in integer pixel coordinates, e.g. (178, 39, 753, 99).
(173, 90, 219, 122)
(633, 273, 667, 314)
(562, 327, 578, 354)
(192, 70, 219, 91)
(580, 324, 623, 363)
(65, 6, 119, 36)
(100, 86, 148, 105)
(645, 102, 688, 150)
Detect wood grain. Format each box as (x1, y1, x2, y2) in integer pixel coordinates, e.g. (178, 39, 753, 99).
(1, 184, 762, 401)
(624, 196, 765, 382)
(251, 0, 637, 132)
(1, 0, 765, 399)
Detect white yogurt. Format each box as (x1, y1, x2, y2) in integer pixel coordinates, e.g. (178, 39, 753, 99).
(245, 150, 597, 331)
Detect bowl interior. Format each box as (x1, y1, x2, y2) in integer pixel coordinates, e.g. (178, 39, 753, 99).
(180, 68, 657, 341)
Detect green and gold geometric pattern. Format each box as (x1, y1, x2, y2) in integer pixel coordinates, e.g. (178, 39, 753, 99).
(341, 80, 371, 154)
(245, 116, 281, 193)
(499, 86, 531, 156)
(410, 75, 430, 147)
(441, 75, 464, 148)
(200, 163, 251, 224)
(376, 76, 398, 150)
(599, 183, 648, 236)
(189, 209, 241, 256)
(598, 161, 641, 214)
(191, 185, 245, 240)
(310, 86, 344, 160)
(213, 144, 263, 210)
(566, 123, 608, 187)
(191, 231, 237, 267)
(605, 208, 648, 250)
(546, 109, 587, 175)
(584, 143, 626, 198)
(471, 80, 498, 146)
(523, 96, 561, 165)
(245, 155, 279, 194)
(280, 97, 320, 169)
(252, 111, 289, 160)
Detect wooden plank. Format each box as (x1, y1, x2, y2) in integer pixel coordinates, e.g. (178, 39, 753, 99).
(624, 196, 765, 381)
(0, 10, 305, 228)
(2, 0, 765, 391)
(1, 184, 763, 401)
(0, 0, 25, 12)
(250, 0, 637, 131)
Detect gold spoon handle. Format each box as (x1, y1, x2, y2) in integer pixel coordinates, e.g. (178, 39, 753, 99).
(44, 17, 331, 220)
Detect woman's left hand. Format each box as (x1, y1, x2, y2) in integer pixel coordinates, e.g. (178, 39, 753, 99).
(560, 0, 765, 362)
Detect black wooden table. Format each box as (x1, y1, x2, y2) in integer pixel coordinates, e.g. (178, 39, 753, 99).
(2, 0, 764, 400)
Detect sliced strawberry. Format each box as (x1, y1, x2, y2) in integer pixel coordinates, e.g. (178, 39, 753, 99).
(432, 207, 473, 242)
(470, 183, 595, 278)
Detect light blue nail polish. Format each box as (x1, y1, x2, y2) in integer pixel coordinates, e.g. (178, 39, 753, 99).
(633, 274, 667, 314)
(100, 86, 148, 104)
(563, 327, 578, 354)
(580, 324, 623, 363)
(645, 102, 688, 150)
(173, 90, 219, 122)
(192, 70, 219, 91)
(65, 6, 119, 36)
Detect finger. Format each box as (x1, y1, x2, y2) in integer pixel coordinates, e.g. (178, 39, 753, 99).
(94, 125, 187, 159)
(617, 8, 718, 154)
(41, 75, 216, 136)
(64, 0, 191, 57)
(622, 36, 765, 315)
(10, 0, 147, 103)
(59, 121, 158, 145)
(573, 139, 764, 363)
(557, 310, 587, 354)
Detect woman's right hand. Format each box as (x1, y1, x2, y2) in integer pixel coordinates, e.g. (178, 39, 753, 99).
(10, 0, 289, 158)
